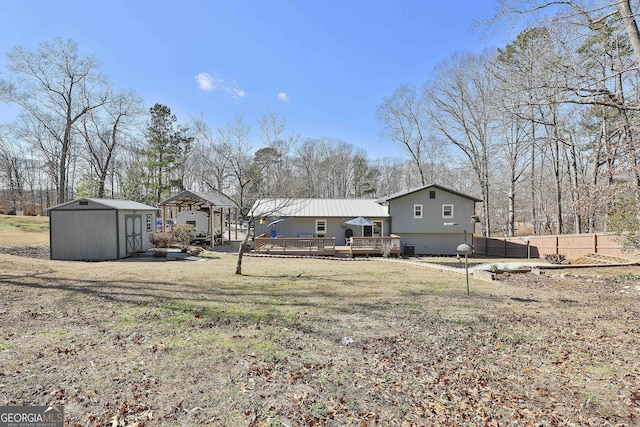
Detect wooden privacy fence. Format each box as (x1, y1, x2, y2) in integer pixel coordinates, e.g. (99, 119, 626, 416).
(473, 233, 638, 260)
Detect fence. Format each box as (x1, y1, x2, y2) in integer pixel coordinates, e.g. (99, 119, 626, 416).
(472, 233, 638, 260)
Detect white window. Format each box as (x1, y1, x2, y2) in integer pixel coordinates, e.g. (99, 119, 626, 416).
(442, 204, 454, 218)
(414, 204, 423, 219)
(315, 219, 327, 235)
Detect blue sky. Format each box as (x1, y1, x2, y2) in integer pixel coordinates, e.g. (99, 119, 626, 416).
(0, 1, 512, 160)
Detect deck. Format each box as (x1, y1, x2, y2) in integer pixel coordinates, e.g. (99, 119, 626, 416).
(253, 235, 401, 258)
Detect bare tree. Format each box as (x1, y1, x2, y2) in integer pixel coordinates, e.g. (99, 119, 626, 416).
(190, 118, 232, 194)
(215, 116, 257, 215)
(293, 138, 321, 197)
(76, 90, 145, 198)
(257, 111, 298, 196)
(377, 85, 429, 187)
(2, 38, 109, 204)
(424, 51, 497, 236)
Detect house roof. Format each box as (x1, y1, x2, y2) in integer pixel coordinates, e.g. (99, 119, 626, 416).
(251, 198, 390, 218)
(48, 198, 157, 211)
(376, 184, 482, 203)
(157, 190, 236, 208)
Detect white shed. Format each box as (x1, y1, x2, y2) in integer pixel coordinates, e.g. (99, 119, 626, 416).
(48, 198, 157, 260)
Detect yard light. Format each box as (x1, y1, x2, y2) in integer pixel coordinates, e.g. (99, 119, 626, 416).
(456, 243, 472, 296)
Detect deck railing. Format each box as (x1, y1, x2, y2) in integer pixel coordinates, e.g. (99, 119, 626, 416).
(254, 235, 336, 256)
(253, 234, 402, 257)
(349, 234, 401, 257)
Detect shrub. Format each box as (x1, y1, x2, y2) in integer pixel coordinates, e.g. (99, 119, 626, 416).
(150, 232, 173, 248)
(172, 224, 195, 250)
(545, 254, 566, 264)
(380, 242, 394, 258)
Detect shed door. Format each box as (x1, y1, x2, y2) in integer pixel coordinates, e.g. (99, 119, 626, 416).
(125, 215, 143, 255)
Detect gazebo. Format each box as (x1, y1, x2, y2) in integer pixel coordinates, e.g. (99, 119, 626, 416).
(157, 190, 238, 245)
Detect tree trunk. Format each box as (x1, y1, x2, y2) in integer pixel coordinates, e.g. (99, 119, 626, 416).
(619, 0, 640, 70)
(235, 223, 253, 275)
(508, 184, 515, 237)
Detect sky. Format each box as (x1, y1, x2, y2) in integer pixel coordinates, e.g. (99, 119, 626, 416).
(0, 0, 513, 160)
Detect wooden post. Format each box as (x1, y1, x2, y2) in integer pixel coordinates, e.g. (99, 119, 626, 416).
(219, 208, 224, 244)
(234, 207, 238, 240)
(555, 235, 559, 255)
(593, 234, 598, 254)
(209, 205, 215, 248)
(228, 207, 231, 243)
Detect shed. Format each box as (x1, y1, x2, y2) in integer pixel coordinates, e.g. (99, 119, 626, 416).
(48, 198, 157, 260)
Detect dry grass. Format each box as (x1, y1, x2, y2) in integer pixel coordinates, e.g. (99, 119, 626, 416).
(0, 215, 49, 246)
(1, 218, 639, 426)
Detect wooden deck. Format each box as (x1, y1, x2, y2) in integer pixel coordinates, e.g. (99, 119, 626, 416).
(253, 235, 401, 258)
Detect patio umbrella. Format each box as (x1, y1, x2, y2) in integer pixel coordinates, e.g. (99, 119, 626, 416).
(345, 216, 374, 226)
(266, 218, 285, 227)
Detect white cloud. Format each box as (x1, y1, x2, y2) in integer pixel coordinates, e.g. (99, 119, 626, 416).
(195, 73, 215, 91)
(277, 92, 289, 102)
(195, 72, 246, 99)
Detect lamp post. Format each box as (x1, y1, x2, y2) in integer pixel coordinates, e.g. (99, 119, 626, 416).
(456, 243, 472, 296)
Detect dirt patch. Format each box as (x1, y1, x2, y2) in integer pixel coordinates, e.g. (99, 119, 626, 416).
(0, 245, 49, 259)
(0, 251, 639, 426)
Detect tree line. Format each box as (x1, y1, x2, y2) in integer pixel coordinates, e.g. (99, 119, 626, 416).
(379, 0, 640, 237)
(2, 0, 640, 239)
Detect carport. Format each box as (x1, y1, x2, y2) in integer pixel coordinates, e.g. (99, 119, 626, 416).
(157, 190, 238, 245)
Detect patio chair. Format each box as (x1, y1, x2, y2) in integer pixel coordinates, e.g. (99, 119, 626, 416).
(344, 228, 353, 246)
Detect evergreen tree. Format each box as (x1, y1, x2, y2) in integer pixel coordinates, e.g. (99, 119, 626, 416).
(144, 103, 193, 204)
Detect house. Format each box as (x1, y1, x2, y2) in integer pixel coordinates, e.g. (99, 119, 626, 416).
(48, 198, 157, 260)
(376, 184, 481, 255)
(251, 198, 391, 245)
(250, 185, 480, 257)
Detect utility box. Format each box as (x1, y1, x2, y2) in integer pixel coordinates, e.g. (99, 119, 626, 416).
(402, 243, 415, 256)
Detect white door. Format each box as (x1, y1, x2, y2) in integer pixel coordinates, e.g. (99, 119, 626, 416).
(125, 215, 143, 255)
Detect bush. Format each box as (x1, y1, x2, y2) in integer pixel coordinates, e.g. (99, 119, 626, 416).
(380, 242, 394, 258)
(150, 232, 173, 248)
(545, 254, 566, 264)
(172, 224, 195, 250)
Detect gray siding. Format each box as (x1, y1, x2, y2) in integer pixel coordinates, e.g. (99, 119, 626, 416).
(399, 233, 470, 255)
(255, 217, 390, 245)
(49, 198, 156, 260)
(389, 188, 476, 235)
(50, 210, 118, 260)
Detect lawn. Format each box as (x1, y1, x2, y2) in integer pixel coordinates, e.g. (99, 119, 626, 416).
(0, 214, 50, 246)
(1, 216, 639, 426)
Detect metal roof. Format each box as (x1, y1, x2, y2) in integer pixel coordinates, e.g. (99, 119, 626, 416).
(48, 198, 157, 211)
(376, 184, 482, 203)
(157, 190, 236, 208)
(251, 198, 389, 218)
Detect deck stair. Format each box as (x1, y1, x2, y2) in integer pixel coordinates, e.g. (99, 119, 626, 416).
(334, 246, 352, 258)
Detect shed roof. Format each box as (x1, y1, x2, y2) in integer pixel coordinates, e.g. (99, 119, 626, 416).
(376, 184, 482, 203)
(157, 190, 236, 209)
(48, 198, 157, 211)
(251, 198, 389, 218)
